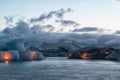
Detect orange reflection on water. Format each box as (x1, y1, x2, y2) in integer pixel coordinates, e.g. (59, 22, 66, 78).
(4, 61, 9, 64)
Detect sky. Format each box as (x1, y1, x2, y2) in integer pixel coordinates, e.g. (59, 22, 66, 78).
(0, 0, 120, 30)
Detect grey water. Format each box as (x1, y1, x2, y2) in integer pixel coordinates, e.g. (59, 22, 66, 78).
(0, 57, 120, 80)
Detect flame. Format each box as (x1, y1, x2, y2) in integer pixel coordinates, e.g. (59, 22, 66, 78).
(81, 52, 89, 59)
(31, 51, 37, 60)
(2, 52, 12, 61)
(68, 52, 72, 57)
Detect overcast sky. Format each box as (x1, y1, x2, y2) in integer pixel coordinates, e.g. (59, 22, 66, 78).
(0, 0, 120, 30)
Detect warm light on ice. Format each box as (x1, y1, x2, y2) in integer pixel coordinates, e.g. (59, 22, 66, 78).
(81, 52, 89, 59)
(2, 52, 12, 61)
(31, 51, 37, 60)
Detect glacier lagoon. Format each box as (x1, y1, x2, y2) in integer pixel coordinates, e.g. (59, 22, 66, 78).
(0, 57, 120, 80)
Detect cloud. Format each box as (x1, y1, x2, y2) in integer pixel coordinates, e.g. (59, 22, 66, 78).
(72, 27, 99, 32)
(4, 8, 79, 33)
(31, 24, 55, 33)
(1, 23, 120, 48)
(15, 21, 31, 35)
(56, 20, 80, 27)
(30, 8, 73, 23)
(4, 15, 25, 27)
(30, 14, 47, 23)
(1, 8, 120, 49)
(4, 16, 14, 24)
(54, 8, 73, 19)
(72, 27, 104, 33)
(2, 21, 31, 38)
(114, 30, 120, 34)
(43, 25, 55, 32)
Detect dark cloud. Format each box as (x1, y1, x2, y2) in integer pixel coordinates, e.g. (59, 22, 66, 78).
(72, 27, 103, 32)
(2, 21, 31, 38)
(1, 22, 120, 48)
(56, 20, 80, 27)
(15, 21, 31, 35)
(43, 25, 55, 32)
(30, 8, 73, 23)
(31, 25, 43, 33)
(54, 8, 73, 19)
(30, 14, 47, 23)
(2, 8, 120, 49)
(31, 24, 55, 33)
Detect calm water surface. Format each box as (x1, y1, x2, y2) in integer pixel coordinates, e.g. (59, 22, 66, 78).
(0, 57, 120, 80)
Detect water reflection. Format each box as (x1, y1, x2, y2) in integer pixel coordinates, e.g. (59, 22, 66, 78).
(4, 61, 9, 65)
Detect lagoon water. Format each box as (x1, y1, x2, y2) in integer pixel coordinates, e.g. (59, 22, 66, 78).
(0, 57, 120, 80)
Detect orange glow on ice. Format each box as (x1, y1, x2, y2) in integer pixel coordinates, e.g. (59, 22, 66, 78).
(2, 52, 12, 61)
(31, 51, 37, 60)
(105, 51, 110, 55)
(68, 52, 72, 57)
(81, 52, 89, 59)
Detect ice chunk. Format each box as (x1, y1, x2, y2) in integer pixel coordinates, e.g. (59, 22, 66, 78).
(0, 50, 20, 61)
(19, 50, 32, 61)
(6, 38, 26, 52)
